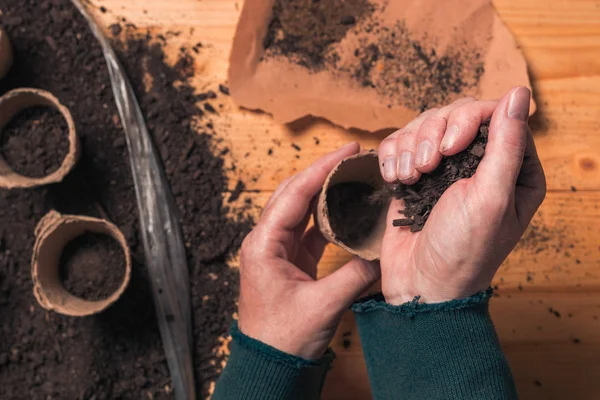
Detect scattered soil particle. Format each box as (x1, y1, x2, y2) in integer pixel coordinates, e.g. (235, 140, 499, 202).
(218, 84, 230, 95)
(313, 136, 320, 145)
(0, 1, 253, 398)
(572, 338, 581, 344)
(263, 0, 375, 68)
(549, 308, 561, 318)
(342, 339, 351, 349)
(571, 186, 577, 192)
(534, 380, 543, 387)
(291, 143, 301, 151)
(109, 23, 122, 37)
(327, 182, 381, 247)
(228, 180, 245, 203)
(0, 107, 69, 178)
(59, 232, 126, 301)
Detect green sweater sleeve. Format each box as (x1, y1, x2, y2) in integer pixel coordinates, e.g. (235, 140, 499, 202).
(212, 321, 334, 400)
(352, 289, 517, 400)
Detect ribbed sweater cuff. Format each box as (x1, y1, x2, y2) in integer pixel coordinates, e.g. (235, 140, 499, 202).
(211, 321, 334, 400)
(352, 289, 517, 400)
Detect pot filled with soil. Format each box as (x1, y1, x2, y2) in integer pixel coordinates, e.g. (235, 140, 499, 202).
(0, 25, 13, 80)
(0, 88, 79, 189)
(32, 211, 131, 317)
(316, 152, 389, 261)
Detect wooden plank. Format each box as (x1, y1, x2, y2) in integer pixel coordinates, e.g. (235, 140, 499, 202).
(85, 0, 600, 399)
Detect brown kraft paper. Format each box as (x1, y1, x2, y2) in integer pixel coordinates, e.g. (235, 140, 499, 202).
(229, 0, 534, 132)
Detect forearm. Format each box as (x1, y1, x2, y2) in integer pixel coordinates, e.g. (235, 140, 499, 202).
(212, 321, 334, 400)
(353, 289, 517, 400)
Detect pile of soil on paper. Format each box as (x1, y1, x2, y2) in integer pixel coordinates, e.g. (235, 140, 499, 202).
(0, 1, 253, 399)
(0, 107, 69, 178)
(384, 123, 489, 232)
(59, 232, 126, 301)
(262, 1, 484, 111)
(263, 0, 375, 69)
(327, 182, 381, 246)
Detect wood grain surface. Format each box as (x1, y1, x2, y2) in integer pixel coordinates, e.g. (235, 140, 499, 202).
(89, 0, 600, 398)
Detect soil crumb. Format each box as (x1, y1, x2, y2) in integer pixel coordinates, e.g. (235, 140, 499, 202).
(327, 182, 381, 246)
(0, 107, 69, 178)
(59, 232, 126, 301)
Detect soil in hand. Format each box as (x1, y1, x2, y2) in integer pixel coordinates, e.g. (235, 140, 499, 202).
(327, 182, 381, 247)
(0, 107, 69, 178)
(263, 0, 375, 69)
(59, 232, 126, 301)
(393, 123, 489, 231)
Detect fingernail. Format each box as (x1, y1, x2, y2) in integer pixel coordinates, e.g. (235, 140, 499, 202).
(382, 157, 397, 181)
(415, 140, 434, 168)
(440, 125, 459, 152)
(508, 87, 531, 121)
(398, 151, 414, 181)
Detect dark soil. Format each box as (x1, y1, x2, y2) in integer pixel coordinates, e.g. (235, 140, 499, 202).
(0, 107, 69, 178)
(263, 0, 375, 69)
(262, 1, 484, 111)
(0, 1, 253, 398)
(327, 181, 381, 247)
(386, 123, 489, 232)
(59, 232, 126, 301)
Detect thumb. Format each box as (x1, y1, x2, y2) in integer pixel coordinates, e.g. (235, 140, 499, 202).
(475, 87, 531, 196)
(316, 257, 381, 309)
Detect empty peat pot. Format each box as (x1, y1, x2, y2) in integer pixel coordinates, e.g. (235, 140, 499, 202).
(0, 25, 13, 80)
(32, 211, 132, 317)
(316, 152, 388, 261)
(0, 88, 79, 189)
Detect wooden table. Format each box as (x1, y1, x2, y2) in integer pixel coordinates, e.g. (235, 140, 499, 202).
(90, 0, 600, 398)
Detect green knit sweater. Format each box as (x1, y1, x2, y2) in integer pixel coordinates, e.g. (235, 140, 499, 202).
(212, 290, 517, 399)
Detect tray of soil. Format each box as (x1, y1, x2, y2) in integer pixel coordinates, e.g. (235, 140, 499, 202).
(32, 211, 131, 317)
(316, 152, 388, 261)
(0, 88, 79, 189)
(0, 1, 253, 397)
(0, 25, 13, 79)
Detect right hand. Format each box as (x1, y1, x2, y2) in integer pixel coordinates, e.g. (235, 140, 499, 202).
(377, 87, 546, 304)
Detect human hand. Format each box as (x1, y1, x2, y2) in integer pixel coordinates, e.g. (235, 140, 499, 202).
(377, 87, 546, 304)
(238, 143, 381, 359)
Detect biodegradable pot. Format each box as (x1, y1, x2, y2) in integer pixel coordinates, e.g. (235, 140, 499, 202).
(316, 152, 388, 261)
(0, 88, 80, 189)
(0, 26, 13, 80)
(32, 211, 132, 317)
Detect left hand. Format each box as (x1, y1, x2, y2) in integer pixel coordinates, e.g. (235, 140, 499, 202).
(237, 142, 381, 360)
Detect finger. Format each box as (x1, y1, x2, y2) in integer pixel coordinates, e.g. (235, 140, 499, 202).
(475, 87, 531, 197)
(439, 100, 499, 156)
(301, 225, 329, 264)
(294, 225, 329, 279)
(515, 129, 546, 226)
(414, 97, 478, 173)
(263, 174, 296, 213)
(261, 142, 360, 231)
(315, 257, 381, 308)
(378, 109, 436, 184)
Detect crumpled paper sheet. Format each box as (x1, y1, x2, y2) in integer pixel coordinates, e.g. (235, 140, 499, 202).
(228, 0, 534, 132)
